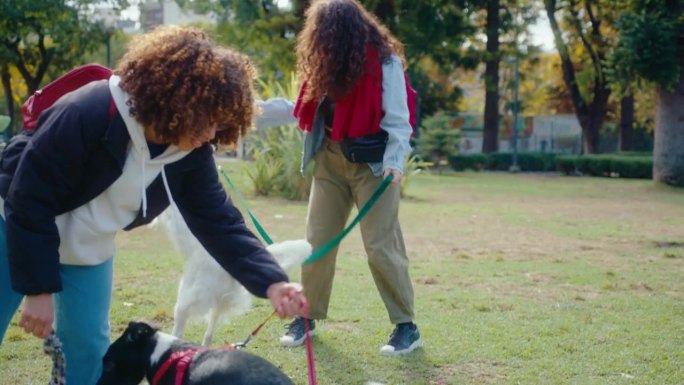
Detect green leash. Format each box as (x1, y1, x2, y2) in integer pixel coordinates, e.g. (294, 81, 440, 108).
(302, 174, 393, 264)
(218, 166, 274, 245)
(218, 166, 394, 264)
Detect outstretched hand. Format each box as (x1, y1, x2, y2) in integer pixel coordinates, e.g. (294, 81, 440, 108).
(266, 282, 308, 318)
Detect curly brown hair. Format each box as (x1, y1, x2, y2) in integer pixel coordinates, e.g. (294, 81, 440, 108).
(297, 0, 405, 102)
(114, 25, 256, 146)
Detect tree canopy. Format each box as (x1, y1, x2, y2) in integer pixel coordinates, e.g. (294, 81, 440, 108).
(612, 0, 684, 186)
(0, 0, 129, 133)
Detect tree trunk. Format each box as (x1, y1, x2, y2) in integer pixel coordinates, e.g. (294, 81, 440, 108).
(576, 116, 600, 153)
(619, 94, 634, 151)
(545, 0, 610, 154)
(1, 64, 15, 135)
(653, 65, 684, 186)
(482, 0, 500, 153)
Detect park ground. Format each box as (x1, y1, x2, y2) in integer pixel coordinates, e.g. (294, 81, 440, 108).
(1, 163, 683, 385)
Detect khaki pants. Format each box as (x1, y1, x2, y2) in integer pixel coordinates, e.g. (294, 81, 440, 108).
(302, 139, 414, 324)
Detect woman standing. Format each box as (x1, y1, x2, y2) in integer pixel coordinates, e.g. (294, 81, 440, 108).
(263, 0, 420, 356)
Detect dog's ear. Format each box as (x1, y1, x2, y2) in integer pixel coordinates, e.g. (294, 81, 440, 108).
(125, 322, 157, 343)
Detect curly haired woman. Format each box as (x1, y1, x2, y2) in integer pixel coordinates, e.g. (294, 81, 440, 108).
(259, 0, 420, 356)
(0, 25, 306, 384)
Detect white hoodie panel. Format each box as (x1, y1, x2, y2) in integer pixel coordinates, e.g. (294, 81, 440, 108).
(55, 76, 189, 265)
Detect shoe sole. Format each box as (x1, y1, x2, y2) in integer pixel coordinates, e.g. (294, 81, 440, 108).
(280, 329, 317, 347)
(379, 337, 421, 356)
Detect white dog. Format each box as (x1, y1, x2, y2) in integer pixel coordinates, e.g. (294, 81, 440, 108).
(154, 206, 311, 346)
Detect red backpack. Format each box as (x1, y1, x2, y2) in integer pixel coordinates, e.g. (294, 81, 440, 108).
(0, 64, 115, 198)
(21, 64, 113, 130)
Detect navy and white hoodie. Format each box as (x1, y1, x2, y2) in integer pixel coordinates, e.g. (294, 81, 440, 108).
(0, 77, 288, 296)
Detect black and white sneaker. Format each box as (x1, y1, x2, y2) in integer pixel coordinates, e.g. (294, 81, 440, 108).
(379, 322, 421, 356)
(280, 317, 316, 347)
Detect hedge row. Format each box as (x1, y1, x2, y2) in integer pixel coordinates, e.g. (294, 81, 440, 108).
(556, 154, 652, 179)
(447, 152, 653, 179)
(447, 153, 557, 172)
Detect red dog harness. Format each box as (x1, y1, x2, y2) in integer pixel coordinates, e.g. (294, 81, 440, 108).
(152, 348, 207, 385)
(151, 309, 317, 385)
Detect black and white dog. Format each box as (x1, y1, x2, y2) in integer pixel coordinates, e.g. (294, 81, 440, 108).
(97, 322, 294, 385)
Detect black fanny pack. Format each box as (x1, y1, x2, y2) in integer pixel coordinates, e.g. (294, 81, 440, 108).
(339, 130, 388, 163)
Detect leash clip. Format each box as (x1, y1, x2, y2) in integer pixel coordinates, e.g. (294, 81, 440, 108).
(231, 334, 252, 350)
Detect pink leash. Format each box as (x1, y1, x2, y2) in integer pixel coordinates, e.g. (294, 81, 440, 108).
(234, 308, 317, 385)
(302, 304, 317, 385)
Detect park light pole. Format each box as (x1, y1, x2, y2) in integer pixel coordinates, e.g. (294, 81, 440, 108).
(92, 8, 117, 68)
(105, 30, 112, 68)
(504, 55, 520, 172)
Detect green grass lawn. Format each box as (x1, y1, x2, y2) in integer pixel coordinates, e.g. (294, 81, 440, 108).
(2, 163, 683, 385)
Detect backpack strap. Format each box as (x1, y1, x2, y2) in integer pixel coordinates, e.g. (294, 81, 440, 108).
(108, 97, 116, 123)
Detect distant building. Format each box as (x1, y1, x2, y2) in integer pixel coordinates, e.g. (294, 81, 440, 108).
(91, 7, 117, 28)
(92, 7, 140, 34)
(116, 18, 138, 34)
(453, 114, 582, 154)
(140, 0, 216, 31)
(530, 115, 583, 154)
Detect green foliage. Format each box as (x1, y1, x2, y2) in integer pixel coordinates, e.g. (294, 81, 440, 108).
(361, 0, 475, 116)
(449, 152, 557, 172)
(246, 125, 312, 200)
(415, 113, 461, 165)
(611, 0, 683, 89)
(242, 148, 284, 196)
(363, 0, 472, 69)
(212, 15, 298, 82)
(399, 153, 424, 198)
(245, 73, 312, 201)
(450, 152, 652, 178)
(182, 1, 298, 83)
(79, 31, 132, 69)
(448, 153, 488, 171)
(178, 0, 279, 21)
(555, 155, 576, 175)
(556, 154, 653, 179)
(0, 0, 127, 87)
(0, 0, 128, 133)
(256, 72, 299, 100)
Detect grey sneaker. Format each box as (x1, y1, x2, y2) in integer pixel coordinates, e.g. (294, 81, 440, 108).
(380, 322, 421, 356)
(280, 317, 316, 347)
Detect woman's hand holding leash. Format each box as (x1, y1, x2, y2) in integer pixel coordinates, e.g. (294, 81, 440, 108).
(19, 293, 54, 338)
(383, 168, 402, 186)
(267, 282, 308, 318)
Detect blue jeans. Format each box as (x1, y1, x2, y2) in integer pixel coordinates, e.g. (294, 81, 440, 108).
(0, 218, 113, 385)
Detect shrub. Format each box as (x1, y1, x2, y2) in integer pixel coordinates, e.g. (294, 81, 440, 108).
(400, 153, 424, 198)
(554, 154, 652, 179)
(415, 113, 460, 169)
(243, 148, 283, 196)
(448, 153, 556, 172)
(555, 156, 577, 175)
(610, 156, 652, 178)
(244, 74, 313, 200)
(246, 125, 313, 200)
(448, 154, 487, 171)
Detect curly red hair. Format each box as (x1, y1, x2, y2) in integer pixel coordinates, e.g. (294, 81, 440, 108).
(297, 0, 405, 102)
(114, 25, 256, 146)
